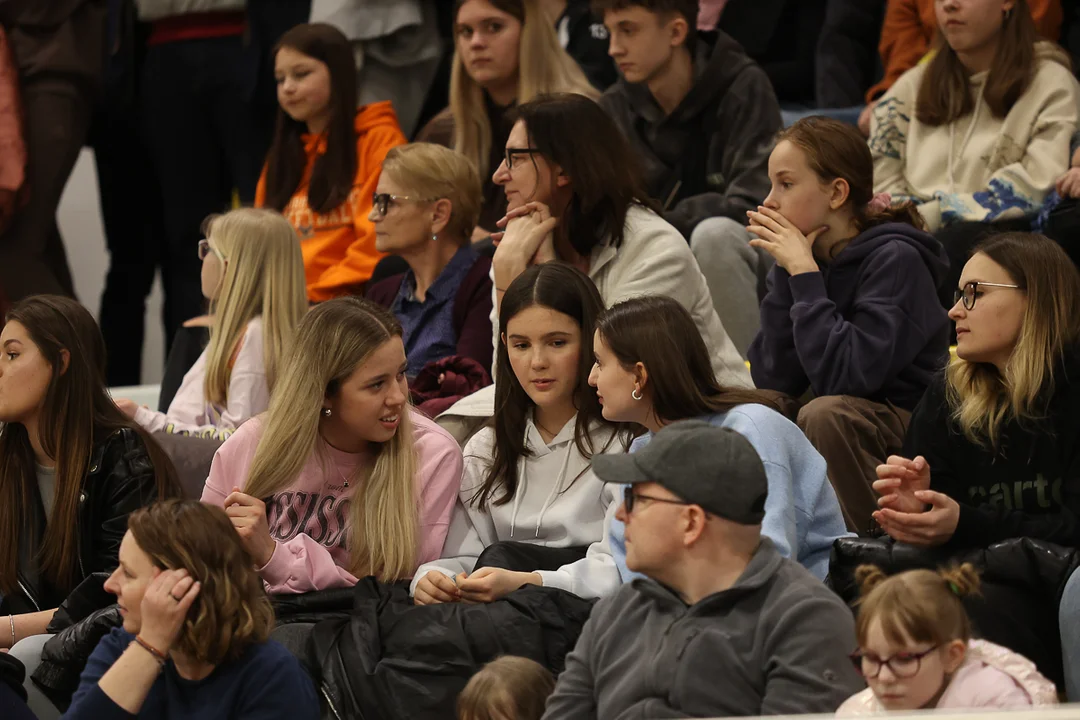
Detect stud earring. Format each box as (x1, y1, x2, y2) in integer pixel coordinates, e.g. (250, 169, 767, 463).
(432, 234, 438, 242)
(322, 408, 332, 418)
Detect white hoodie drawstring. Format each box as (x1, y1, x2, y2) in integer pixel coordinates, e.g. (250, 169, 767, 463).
(948, 85, 984, 193)
(508, 425, 575, 539)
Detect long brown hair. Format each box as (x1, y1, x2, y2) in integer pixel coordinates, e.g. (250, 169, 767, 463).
(780, 116, 925, 236)
(127, 500, 274, 666)
(263, 23, 359, 214)
(595, 295, 778, 423)
(511, 93, 657, 256)
(946, 233, 1080, 447)
(480, 263, 619, 508)
(0, 296, 178, 595)
(855, 564, 980, 648)
(916, 0, 1069, 126)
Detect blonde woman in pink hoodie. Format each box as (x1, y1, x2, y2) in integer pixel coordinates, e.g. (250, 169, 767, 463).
(201, 297, 463, 596)
(838, 564, 1057, 715)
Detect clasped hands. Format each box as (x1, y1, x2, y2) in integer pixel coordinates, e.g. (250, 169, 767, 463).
(872, 455, 959, 547)
(413, 567, 542, 606)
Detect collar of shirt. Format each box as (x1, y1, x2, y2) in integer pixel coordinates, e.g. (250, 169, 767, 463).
(398, 245, 478, 306)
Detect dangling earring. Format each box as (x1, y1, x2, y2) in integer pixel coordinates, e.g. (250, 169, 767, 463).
(322, 407, 332, 418)
(631, 388, 643, 401)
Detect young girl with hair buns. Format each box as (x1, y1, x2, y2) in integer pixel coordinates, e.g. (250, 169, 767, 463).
(838, 564, 1056, 714)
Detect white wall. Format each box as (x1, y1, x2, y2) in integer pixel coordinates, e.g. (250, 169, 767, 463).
(57, 149, 166, 385)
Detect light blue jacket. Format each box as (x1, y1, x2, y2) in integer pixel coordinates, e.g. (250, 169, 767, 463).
(610, 404, 851, 582)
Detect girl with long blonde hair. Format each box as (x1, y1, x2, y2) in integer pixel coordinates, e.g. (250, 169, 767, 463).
(873, 233, 1080, 550)
(417, 0, 598, 236)
(201, 297, 463, 595)
(118, 208, 307, 442)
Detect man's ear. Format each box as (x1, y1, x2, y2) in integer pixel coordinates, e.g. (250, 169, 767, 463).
(669, 15, 689, 49)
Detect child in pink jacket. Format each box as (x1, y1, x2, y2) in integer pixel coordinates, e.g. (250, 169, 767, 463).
(200, 297, 464, 594)
(838, 564, 1057, 715)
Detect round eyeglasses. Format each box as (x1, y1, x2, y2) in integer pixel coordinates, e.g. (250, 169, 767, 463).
(850, 646, 939, 679)
(953, 281, 1022, 310)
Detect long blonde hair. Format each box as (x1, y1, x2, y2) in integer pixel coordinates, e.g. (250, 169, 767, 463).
(450, 0, 598, 174)
(243, 297, 419, 581)
(946, 233, 1080, 448)
(202, 209, 307, 407)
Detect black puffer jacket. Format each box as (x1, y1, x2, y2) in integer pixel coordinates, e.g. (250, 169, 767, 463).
(830, 536, 1080, 688)
(5, 427, 162, 615)
(309, 579, 595, 720)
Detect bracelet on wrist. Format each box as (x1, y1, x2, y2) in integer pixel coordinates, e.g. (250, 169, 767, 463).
(133, 635, 167, 667)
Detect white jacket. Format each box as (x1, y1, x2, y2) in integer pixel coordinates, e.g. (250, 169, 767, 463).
(134, 318, 268, 442)
(871, 43, 1080, 232)
(411, 414, 627, 600)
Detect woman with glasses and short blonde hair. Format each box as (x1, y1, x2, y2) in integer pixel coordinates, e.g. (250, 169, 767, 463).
(366, 143, 494, 379)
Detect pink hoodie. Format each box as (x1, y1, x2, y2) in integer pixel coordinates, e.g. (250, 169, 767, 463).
(837, 639, 1058, 715)
(202, 409, 463, 594)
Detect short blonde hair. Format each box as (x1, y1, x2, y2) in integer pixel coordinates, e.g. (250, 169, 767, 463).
(127, 500, 274, 666)
(381, 143, 483, 244)
(457, 656, 555, 720)
(202, 208, 307, 408)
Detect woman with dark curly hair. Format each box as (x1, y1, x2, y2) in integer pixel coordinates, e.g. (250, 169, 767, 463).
(63, 500, 318, 719)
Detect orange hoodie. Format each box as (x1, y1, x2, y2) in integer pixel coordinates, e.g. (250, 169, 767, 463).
(866, 0, 1062, 104)
(256, 102, 406, 302)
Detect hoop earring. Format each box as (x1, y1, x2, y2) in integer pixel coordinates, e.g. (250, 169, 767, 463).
(631, 388, 643, 401)
(322, 408, 332, 418)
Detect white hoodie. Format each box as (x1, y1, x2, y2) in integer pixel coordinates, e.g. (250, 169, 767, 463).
(411, 413, 626, 599)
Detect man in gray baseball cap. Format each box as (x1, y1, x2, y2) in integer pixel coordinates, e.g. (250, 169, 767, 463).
(543, 420, 864, 719)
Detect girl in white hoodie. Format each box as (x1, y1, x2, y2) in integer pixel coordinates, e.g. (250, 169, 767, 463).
(412, 263, 628, 605)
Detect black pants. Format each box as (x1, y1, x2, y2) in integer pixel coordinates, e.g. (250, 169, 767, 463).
(94, 17, 163, 387)
(141, 36, 271, 348)
(1040, 197, 1080, 269)
(0, 77, 92, 301)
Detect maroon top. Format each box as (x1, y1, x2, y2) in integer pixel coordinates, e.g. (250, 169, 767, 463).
(366, 254, 494, 377)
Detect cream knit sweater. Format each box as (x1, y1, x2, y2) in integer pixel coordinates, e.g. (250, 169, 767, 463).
(870, 43, 1080, 232)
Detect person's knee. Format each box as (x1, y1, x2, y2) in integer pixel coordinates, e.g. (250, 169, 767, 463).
(797, 395, 850, 437)
(1061, 568, 1080, 627)
(7, 635, 49, 673)
(689, 217, 751, 254)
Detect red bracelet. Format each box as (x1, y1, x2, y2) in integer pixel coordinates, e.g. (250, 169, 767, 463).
(133, 635, 167, 666)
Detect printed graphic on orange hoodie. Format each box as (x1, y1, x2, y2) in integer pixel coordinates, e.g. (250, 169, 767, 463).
(256, 101, 406, 302)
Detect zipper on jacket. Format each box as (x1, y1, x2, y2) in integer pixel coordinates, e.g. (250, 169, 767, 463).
(76, 490, 87, 579)
(16, 576, 41, 612)
(320, 684, 344, 720)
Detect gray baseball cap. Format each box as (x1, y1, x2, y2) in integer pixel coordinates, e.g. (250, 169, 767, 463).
(592, 420, 768, 525)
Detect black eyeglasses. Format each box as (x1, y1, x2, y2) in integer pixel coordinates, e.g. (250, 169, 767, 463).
(504, 147, 540, 172)
(850, 646, 939, 679)
(953, 281, 1022, 310)
(371, 192, 417, 218)
(622, 487, 692, 514)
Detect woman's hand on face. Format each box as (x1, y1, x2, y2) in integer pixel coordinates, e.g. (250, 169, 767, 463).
(873, 490, 959, 547)
(455, 568, 542, 604)
(492, 203, 558, 287)
(137, 568, 200, 653)
(873, 455, 931, 514)
(747, 206, 826, 276)
(114, 398, 140, 419)
(223, 488, 277, 568)
(413, 571, 461, 606)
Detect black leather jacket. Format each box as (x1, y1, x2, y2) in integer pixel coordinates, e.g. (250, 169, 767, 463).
(7, 428, 160, 615)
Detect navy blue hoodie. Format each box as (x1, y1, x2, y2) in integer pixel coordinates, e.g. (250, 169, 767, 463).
(748, 222, 949, 410)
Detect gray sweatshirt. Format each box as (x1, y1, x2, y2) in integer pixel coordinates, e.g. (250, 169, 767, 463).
(542, 538, 865, 719)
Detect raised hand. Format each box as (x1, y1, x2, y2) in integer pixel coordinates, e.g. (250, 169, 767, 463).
(747, 206, 826, 276)
(223, 487, 277, 568)
(137, 568, 201, 653)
